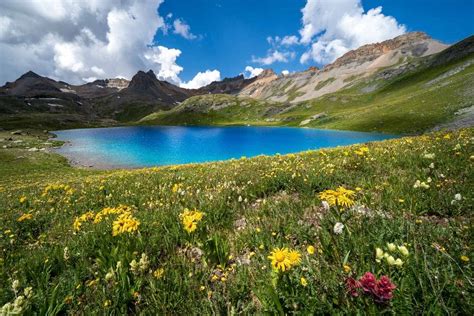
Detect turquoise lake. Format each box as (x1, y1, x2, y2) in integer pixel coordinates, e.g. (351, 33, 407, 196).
(53, 126, 398, 168)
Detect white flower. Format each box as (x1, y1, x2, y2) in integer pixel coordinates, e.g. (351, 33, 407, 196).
(427, 177, 432, 183)
(413, 180, 421, 188)
(333, 222, 344, 235)
(321, 200, 330, 211)
(23, 287, 33, 298)
(394, 258, 404, 266)
(375, 248, 384, 261)
(129, 259, 139, 275)
(12, 280, 20, 293)
(13, 296, 25, 310)
(398, 245, 409, 256)
(429, 162, 435, 169)
(387, 243, 396, 252)
(138, 253, 150, 272)
(105, 269, 115, 281)
(386, 255, 396, 265)
(238, 195, 243, 202)
(423, 153, 435, 159)
(63, 247, 70, 261)
(454, 193, 462, 201)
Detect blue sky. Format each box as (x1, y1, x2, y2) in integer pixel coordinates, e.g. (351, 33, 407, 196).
(0, 0, 473, 86)
(156, 0, 474, 82)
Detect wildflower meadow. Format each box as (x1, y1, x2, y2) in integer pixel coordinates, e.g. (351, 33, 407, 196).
(0, 128, 472, 314)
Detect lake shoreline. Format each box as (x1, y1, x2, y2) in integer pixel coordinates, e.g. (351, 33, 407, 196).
(50, 125, 399, 170)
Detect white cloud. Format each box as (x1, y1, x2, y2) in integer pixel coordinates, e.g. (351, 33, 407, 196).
(244, 66, 264, 78)
(144, 46, 184, 84)
(267, 35, 300, 47)
(299, 0, 406, 64)
(281, 70, 290, 76)
(173, 18, 197, 40)
(180, 69, 220, 89)
(0, 0, 188, 85)
(281, 35, 299, 46)
(252, 50, 294, 65)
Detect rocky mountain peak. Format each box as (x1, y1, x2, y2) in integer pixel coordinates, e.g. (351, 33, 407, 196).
(146, 70, 156, 78)
(305, 66, 319, 73)
(257, 69, 277, 78)
(324, 32, 436, 71)
(19, 71, 42, 80)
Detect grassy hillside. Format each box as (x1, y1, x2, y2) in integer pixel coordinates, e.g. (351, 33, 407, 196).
(280, 55, 474, 133)
(139, 94, 288, 126)
(0, 128, 472, 314)
(143, 53, 473, 134)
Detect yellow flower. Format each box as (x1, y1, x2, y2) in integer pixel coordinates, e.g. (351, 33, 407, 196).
(318, 187, 355, 208)
(460, 255, 469, 263)
(19, 196, 27, 204)
(103, 300, 111, 307)
(306, 245, 315, 255)
(112, 214, 140, 236)
(172, 183, 180, 193)
(268, 248, 292, 272)
(300, 277, 308, 287)
(288, 250, 302, 266)
(343, 264, 351, 273)
(73, 217, 82, 231)
(153, 268, 165, 279)
(179, 208, 204, 233)
(17, 213, 33, 222)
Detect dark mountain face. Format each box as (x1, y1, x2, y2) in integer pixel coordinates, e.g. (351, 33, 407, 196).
(89, 70, 194, 121)
(430, 35, 474, 67)
(114, 70, 192, 104)
(1, 71, 78, 99)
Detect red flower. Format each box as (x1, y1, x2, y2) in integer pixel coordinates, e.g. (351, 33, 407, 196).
(374, 275, 396, 301)
(347, 272, 397, 303)
(359, 272, 377, 294)
(346, 277, 361, 297)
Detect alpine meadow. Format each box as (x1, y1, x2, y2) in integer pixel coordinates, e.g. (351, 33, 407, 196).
(0, 0, 473, 314)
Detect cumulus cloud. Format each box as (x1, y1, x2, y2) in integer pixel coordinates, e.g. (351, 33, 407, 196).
(244, 66, 264, 78)
(180, 69, 220, 89)
(173, 18, 197, 40)
(252, 50, 294, 65)
(0, 0, 188, 84)
(299, 0, 406, 64)
(281, 70, 290, 76)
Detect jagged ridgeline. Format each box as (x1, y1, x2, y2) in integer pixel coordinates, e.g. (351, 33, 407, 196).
(1, 32, 473, 133)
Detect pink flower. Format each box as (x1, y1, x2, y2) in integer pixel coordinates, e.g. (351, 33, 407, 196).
(347, 272, 397, 303)
(346, 277, 361, 297)
(359, 272, 377, 294)
(374, 276, 396, 301)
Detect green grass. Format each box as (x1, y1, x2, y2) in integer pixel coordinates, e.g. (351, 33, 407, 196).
(139, 94, 288, 126)
(0, 128, 472, 314)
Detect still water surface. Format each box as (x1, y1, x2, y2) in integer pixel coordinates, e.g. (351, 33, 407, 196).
(53, 126, 398, 168)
